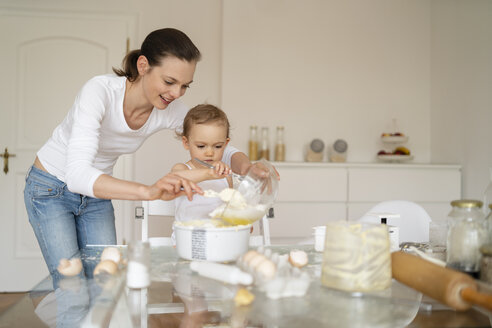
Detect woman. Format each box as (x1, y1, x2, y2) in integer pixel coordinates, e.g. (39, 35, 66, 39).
(24, 28, 251, 283)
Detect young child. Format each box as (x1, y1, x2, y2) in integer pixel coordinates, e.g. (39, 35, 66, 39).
(172, 104, 234, 222)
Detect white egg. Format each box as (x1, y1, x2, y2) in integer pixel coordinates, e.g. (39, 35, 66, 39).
(248, 254, 267, 269)
(256, 260, 276, 279)
(242, 250, 258, 265)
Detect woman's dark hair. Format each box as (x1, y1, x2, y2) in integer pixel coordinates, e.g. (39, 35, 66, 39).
(178, 104, 230, 139)
(113, 28, 201, 82)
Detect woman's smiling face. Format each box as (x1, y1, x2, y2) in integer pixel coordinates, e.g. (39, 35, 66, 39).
(139, 55, 197, 109)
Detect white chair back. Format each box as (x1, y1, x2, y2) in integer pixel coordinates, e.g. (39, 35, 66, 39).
(358, 200, 431, 243)
(141, 199, 175, 246)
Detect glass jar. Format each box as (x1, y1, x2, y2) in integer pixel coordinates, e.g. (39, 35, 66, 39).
(248, 125, 258, 161)
(446, 199, 487, 278)
(127, 241, 151, 288)
(259, 127, 270, 160)
(274, 126, 285, 162)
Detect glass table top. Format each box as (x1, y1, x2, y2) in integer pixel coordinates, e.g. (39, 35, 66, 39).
(0, 244, 428, 328)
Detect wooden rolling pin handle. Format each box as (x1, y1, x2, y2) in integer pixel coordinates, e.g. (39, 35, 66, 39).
(461, 287, 492, 312)
(392, 251, 476, 311)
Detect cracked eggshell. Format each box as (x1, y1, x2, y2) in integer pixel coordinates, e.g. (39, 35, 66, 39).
(288, 250, 308, 268)
(57, 258, 83, 277)
(93, 260, 118, 275)
(100, 247, 122, 264)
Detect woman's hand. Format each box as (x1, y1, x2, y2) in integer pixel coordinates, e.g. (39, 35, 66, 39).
(148, 173, 203, 201)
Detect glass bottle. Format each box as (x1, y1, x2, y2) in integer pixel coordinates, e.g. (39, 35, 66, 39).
(446, 199, 487, 278)
(274, 126, 285, 162)
(248, 125, 259, 161)
(259, 127, 270, 160)
(127, 241, 151, 288)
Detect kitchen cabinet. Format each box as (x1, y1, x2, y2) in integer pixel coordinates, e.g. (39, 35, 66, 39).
(269, 162, 461, 241)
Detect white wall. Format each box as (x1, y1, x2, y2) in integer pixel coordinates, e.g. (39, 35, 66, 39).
(222, 0, 432, 163)
(430, 0, 492, 201)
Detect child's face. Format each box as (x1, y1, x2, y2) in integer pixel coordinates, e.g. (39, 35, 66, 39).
(183, 123, 230, 163)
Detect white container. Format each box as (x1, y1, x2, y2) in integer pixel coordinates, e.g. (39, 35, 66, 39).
(174, 223, 251, 262)
(313, 226, 326, 252)
(388, 225, 400, 252)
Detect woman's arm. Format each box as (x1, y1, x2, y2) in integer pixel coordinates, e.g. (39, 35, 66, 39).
(231, 152, 253, 175)
(93, 173, 202, 201)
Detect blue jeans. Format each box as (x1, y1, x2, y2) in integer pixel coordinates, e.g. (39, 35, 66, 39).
(24, 165, 116, 285)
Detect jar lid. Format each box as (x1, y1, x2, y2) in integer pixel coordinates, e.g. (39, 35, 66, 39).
(480, 244, 492, 256)
(450, 199, 483, 208)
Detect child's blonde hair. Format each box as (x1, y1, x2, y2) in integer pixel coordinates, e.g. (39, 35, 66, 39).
(178, 104, 230, 138)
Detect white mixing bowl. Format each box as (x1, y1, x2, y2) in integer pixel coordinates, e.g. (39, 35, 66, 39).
(174, 223, 251, 262)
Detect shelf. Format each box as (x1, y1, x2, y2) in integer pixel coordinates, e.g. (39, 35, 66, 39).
(377, 154, 414, 163)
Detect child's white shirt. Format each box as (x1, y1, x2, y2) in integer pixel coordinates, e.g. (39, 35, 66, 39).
(174, 163, 230, 222)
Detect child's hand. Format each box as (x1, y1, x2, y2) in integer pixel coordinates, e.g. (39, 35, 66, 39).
(209, 161, 232, 179)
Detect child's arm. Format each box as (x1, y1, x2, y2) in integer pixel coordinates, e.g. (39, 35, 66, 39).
(171, 163, 229, 183)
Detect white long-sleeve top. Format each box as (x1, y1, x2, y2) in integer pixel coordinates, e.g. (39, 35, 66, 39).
(37, 74, 237, 197)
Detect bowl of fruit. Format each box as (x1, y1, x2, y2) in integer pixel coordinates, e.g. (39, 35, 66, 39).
(377, 146, 413, 162)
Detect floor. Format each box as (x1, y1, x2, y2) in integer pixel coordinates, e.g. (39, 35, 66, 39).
(0, 293, 25, 314)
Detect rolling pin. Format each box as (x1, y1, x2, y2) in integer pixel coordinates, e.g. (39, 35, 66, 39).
(392, 251, 492, 311)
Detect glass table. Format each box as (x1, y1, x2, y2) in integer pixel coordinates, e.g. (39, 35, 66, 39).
(0, 245, 490, 327)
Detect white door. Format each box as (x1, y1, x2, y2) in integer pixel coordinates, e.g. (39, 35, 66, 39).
(0, 9, 135, 291)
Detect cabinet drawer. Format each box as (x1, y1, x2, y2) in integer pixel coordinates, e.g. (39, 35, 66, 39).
(276, 167, 347, 202)
(348, 168, 461, 202)
(270, 202, 346, 238)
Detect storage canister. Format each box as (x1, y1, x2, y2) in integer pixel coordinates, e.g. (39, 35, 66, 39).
(446, 199, 487, 278)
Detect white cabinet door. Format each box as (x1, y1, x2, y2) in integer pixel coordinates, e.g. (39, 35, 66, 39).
(276, 166, 347, 202)
(270, 202, 346, 239)
(0, 9, 134, 291)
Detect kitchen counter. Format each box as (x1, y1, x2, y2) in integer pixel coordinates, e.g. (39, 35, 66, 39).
(0, 245, 490, 327)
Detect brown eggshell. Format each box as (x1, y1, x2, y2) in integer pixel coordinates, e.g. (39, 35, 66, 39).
(93, 260, 118, 275)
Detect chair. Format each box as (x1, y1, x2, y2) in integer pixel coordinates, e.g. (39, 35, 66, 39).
(137, 200, 272, 246)
(140, 199, 176, 246)
(357, 200, 431, 243)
